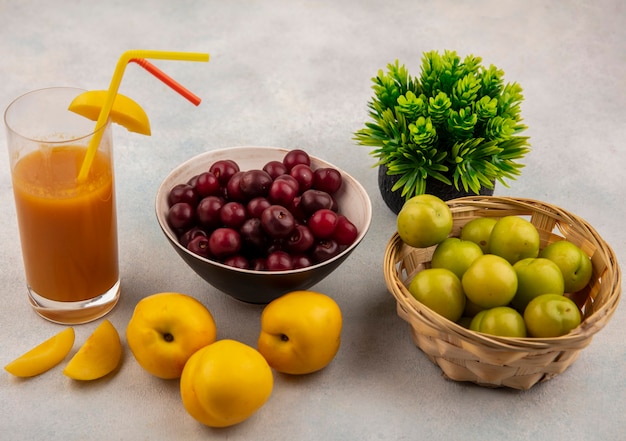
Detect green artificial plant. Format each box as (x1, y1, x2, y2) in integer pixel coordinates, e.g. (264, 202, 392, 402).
(354, 50, 531, 200)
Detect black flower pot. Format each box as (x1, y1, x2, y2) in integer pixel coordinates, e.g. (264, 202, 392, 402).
(378, 165, 495, 215)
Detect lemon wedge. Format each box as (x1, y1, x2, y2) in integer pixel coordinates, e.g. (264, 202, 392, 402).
(5, 327, 75, 378)
(63, 320, 122, 381)
(68, 90, 151, 135)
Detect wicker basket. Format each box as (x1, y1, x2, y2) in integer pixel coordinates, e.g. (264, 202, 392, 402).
(384, 196, 621, 390)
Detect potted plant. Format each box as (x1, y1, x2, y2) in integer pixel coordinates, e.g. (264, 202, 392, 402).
(354, 50, 531, 214)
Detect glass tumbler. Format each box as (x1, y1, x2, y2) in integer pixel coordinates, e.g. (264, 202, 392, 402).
(4, 87, 120, 324)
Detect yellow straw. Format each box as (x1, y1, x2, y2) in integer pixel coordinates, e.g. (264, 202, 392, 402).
(76, 49, 209, 182)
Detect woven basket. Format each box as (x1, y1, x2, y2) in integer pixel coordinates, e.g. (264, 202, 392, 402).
(384, 196, 621, 390)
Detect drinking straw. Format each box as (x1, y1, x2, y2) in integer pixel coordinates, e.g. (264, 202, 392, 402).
(129, 58, 202, 106)
(76, 49, 209, 182)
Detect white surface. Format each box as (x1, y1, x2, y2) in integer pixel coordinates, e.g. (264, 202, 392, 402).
(1, 1, 624, 440)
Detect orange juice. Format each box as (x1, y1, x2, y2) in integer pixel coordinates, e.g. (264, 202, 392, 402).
(11, 145, 118, 302)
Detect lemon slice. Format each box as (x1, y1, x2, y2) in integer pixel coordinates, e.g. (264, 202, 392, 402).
(5, 327, 75, 378)
(63, 320, 122, 381)
(68, 90, 151, 135)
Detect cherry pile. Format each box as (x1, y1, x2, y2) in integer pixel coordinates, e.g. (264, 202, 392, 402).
(166, 149, 359, 271)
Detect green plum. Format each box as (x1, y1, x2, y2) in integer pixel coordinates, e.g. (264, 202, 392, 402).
(511, 258, 565, 312)
(397, 194, 452, 248)
(460, 217, 497, 254)
(462, 254, 518, 309)
(408, 268, 465, 322)
(524, 294, 581, 338)
(489, 216, 540, 265)
(470, 306, 527, 338)
(539, 240, 593, 293)
(431, 237, 483, 280)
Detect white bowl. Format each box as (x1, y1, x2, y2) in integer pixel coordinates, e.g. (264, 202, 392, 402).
(155, 146, 372, 303)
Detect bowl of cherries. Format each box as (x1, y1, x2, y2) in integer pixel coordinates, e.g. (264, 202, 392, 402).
(155, 146, 372, 303)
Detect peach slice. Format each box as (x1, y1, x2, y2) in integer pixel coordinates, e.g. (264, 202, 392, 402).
(68, 90, 151, 135)
(63, 320, 122, 381)
(5, 327, 75, 377)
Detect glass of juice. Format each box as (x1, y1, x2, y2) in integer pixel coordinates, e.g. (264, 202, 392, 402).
(4, 87, 120, 324)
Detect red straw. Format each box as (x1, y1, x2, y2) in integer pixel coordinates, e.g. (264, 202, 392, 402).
(129, 58, 202, 106)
